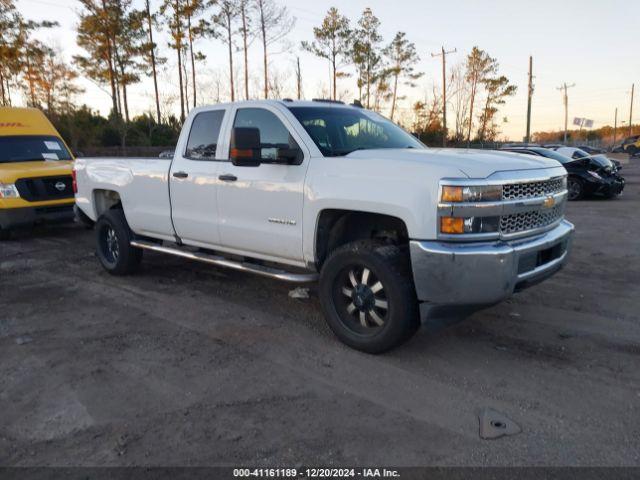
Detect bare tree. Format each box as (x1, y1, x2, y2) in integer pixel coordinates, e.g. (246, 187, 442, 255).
(184, 0, 208, 107)
(449, 63, 470, 143)
(254, 0, 294, 98)
(143, 0, 163, 123)
(238, 0, 254, 99)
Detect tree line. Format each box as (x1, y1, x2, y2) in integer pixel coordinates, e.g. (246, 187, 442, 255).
(0, 0, 518, 147)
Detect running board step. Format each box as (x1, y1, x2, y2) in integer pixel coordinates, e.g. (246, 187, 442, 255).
(130, 240, 318, 283)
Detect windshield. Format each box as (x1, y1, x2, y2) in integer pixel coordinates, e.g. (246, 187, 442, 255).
(0, 135, 73, 163)
(288, 106, 425, 156)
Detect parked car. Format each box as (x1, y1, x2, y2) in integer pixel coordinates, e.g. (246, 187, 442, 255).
(619, 135, 640, 156)
(576, 145, 605, 155)
(74, 99, 574, 353)
(501, 146, 625, 200)
(0, 107, 75, 240)
(552, 146, 622, 170)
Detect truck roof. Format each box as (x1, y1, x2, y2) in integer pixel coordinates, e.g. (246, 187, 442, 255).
(0, 107, 61, 137)
(193, 99, 361, 110)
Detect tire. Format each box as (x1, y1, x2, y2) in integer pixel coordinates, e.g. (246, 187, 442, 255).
(0, 228, 10, 241)
(567, 176, 584, 201)
(319, 240, 419, 353)
(95, 209, 142, 275)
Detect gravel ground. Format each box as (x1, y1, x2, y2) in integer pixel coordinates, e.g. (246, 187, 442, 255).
(1, 158, 639, 467)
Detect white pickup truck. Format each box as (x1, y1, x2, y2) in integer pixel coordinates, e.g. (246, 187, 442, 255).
(74, 99, 574, 352)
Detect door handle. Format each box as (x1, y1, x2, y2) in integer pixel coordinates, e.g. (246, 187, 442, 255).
(173, 171, 188, 179)
(218, 174, 238, 182)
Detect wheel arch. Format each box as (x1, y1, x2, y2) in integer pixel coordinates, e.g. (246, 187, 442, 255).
(314, 209, 410, 269)
(92, 189, 123, 217)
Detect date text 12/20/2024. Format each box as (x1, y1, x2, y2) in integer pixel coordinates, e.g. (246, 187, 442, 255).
(233, 468, 400, 478)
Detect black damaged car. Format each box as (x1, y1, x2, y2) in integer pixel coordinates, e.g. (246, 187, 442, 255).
(500, 146, 625, 201)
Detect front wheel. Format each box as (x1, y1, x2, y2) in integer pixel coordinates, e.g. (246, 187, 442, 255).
(567, 177, 584, 201)
(95, 209, 142, 275)
(319, 241, 419, 353)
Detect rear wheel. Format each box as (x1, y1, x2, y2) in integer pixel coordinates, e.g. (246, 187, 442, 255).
(567, 176, 584, 200)
(95, 209, 142, 275)
(319, 241, 419, 353)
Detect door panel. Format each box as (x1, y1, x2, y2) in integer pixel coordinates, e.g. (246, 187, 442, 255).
(170, 109, 226, 246)
(216, 107, 308, 262)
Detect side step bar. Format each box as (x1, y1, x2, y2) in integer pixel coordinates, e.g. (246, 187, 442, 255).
(130, 240, 318, 283)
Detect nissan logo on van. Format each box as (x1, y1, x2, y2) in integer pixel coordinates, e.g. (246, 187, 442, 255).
(55, 181, 66, 192)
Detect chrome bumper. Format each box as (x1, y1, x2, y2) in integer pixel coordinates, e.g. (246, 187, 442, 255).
(409, 220, 574, 319)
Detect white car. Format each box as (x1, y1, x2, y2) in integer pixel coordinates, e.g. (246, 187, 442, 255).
(74, 100, 574, 352)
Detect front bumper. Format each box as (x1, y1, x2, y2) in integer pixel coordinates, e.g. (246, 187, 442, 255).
(597, 176, 625, 196)
(410, 220, 574, 319)
(0, 204, 75, 230)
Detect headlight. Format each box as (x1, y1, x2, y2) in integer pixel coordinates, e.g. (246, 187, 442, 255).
(440, 215, 500, 234)
(587, 171, 602, 180)
(0, 183, 20, 198)
(441, 185, 502, 202)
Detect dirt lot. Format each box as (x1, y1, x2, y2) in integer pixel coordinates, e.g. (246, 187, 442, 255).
(1, 159, 639, 467)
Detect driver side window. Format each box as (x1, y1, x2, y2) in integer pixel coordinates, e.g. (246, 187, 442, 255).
(231, 108, 301, 161)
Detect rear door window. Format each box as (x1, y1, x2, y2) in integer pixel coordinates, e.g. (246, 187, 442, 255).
(185, 110, 225, 160)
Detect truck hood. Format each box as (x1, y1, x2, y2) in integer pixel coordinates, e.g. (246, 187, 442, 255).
(346, 148, 560, 178)
(0, 160, 73, 183)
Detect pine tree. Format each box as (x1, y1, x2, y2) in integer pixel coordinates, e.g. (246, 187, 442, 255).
(301, 7, 350, 101)
(464, 46, 497, 143)
(352, 8, 382, 109)
(211, 0, 239, 102)
(160, 0, 189, 122)
(382, 32, 422, 121)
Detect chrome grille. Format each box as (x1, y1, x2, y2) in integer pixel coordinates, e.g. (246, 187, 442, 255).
(502, 177, 565, 200)
(500, 205, 563, 235)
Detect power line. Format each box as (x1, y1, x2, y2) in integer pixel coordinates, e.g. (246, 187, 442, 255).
(431, 46, 456, 147)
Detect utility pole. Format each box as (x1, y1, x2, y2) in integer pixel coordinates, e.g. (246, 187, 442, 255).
(556, 82, 576, 144)
(613, 108, 618, 147)
(431, 46, 456, 147)
(295, 57, 302, 100)
(629, 83, 635, 137)
(525, 56, 534, 144)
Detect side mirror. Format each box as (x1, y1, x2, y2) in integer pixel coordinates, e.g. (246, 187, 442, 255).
(230, 127, 261, 167)
(277, 147, 303, 165)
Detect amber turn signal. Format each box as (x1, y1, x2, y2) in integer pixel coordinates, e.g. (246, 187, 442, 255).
(441, 186, 463, 202)
(440, 216, 465, 234)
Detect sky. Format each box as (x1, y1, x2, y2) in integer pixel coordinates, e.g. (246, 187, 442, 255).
(14, 0, 640, 140)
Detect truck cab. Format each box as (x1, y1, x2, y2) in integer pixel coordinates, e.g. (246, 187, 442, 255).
(74, 100, 574, 353)
(0, 107, 75, 239)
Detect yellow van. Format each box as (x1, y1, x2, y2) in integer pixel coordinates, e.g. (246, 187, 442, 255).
(0, 107, 75, 239)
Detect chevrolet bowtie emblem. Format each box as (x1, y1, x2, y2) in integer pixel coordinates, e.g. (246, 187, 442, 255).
(543, 195, 555, 209)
